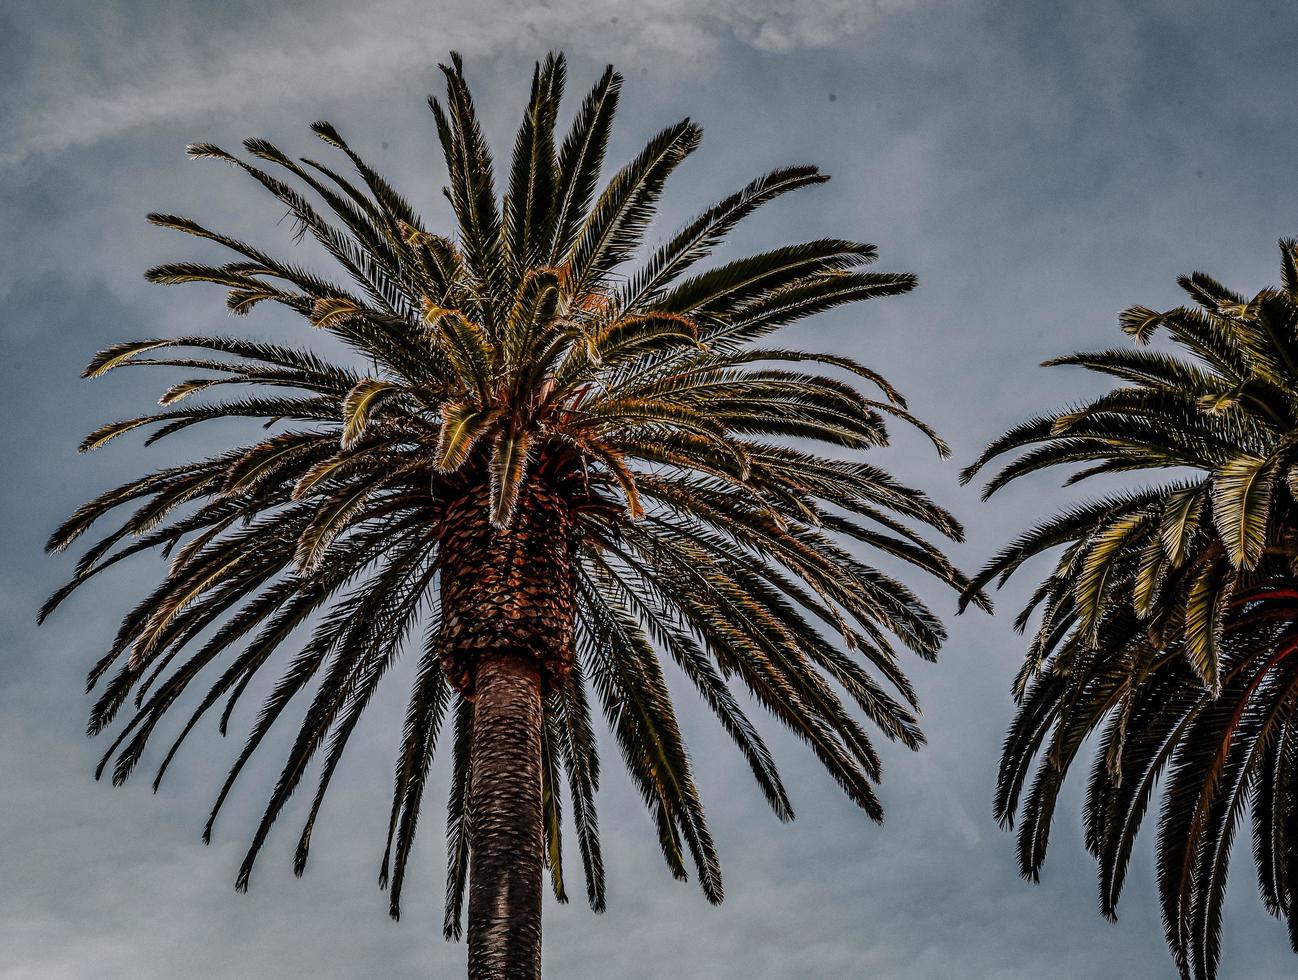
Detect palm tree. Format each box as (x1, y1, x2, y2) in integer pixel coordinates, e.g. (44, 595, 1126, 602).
(44, 53, 976, 980)
(963, 241, 1298, 979)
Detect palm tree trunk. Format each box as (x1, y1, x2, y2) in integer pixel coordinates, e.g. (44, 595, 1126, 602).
(466, 653, 544, 980)
(438, 467, 579, 980)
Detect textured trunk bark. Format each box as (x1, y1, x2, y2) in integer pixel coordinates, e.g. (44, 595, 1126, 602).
(438, 477, 577, 696)
(466, 653, 544, 980)
(439, 468, 579, 980)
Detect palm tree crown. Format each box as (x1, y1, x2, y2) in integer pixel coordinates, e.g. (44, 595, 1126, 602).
(963, 241, 1298, 980)
(45, 52, 974, 947)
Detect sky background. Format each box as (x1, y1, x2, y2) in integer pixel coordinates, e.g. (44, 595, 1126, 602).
(4, 1, 1298, 977)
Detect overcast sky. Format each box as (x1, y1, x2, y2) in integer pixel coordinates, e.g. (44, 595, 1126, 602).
(4, 1, 1298, 977)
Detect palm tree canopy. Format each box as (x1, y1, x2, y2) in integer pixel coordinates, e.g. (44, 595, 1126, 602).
(963, 241, 1298, 980)
(45, 53, 974, 935)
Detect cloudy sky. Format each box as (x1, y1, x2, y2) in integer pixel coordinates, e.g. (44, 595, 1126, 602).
(4, 1, 1298, 977)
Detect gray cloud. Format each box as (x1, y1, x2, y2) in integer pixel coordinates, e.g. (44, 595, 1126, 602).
(5, 1, 1298, 978)
(1, 0, 922, 166)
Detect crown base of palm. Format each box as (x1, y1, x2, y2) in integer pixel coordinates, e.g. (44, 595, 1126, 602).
(438, 467, 580, 696)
